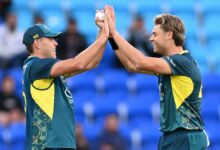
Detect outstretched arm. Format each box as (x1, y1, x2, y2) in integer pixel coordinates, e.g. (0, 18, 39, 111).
(50, 12, 109, 77)
(85, 10, 108, 70)
(105, 6, 171, 75)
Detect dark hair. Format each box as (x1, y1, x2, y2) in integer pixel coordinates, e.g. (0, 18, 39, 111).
(68, 17, 76, 25)
(154, 14, 185, 46)
(134, 14, 144, 22)
(25, 44, 34, 54)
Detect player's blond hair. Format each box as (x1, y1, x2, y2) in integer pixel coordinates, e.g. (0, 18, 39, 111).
(154, 14, 185, 46)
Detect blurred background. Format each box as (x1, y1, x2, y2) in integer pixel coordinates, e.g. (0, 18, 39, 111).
(0, 0, 220, 150)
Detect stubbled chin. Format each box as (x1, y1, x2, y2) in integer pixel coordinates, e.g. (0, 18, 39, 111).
(51, 53, 56, 58)
(53, 52, 56, 58)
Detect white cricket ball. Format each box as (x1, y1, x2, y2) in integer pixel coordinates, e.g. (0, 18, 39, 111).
(95, 11, 105, 21)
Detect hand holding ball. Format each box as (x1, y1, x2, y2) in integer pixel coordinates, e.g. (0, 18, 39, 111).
(95, 11, 105, 21)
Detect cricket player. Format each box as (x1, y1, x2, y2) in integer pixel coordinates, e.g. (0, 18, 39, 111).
(105, 5, 209, 150)
(22, 13, 109, 149)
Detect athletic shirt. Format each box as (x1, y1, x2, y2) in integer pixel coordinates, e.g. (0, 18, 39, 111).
(159, 50, 205, 132)
(22, 56, 76, 149)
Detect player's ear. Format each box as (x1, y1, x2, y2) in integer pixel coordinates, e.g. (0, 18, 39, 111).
(33, 39, 41, 49)
(166, 31, 173, 40)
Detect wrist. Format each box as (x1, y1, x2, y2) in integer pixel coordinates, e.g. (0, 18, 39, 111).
(100, 34, 108, 42)
(111, 30, 117, 38)
(108, 37, 119, 51)
(98, 30, 108, 39)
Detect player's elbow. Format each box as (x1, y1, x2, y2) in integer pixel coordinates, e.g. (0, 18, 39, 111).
(85, 61, 99, 70)
(84, 64, 96, 71)
(122, 61, 140, 73)
(75, 64, 86, 71)
(70, 60, 87, 71)
(78, 62, 95, 72)
(134, 61, 145, 71)
(126, 65, 137, 73)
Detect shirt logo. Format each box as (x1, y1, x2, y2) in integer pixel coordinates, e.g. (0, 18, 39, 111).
(166, 56, 176, 67)
(60, 76, 73, 104)
(65, 88, 73, 104)
(159, 83, 165, 101)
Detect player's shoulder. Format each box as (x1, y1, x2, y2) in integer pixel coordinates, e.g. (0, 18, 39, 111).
(23, 56, 37, 68)
(27, 57, 57, 65)
(167, 51, 192, 64)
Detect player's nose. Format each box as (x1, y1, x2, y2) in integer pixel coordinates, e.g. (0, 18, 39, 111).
(53, 39, 58, 46)
(149, 35, 154, 42)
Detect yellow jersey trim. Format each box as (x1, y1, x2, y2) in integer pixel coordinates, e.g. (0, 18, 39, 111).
(179, 50, 189, 55)
(31, 79, 55, 119)
(171, 75, 194, 109)
(198, 85, 202, 98)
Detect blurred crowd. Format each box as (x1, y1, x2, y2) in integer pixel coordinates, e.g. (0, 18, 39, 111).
(76, 114, 128, 150)
(0, 0, 162, 70)
(2, 0, 220, 149)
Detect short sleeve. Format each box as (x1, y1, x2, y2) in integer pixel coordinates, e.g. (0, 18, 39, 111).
(163, 55, 191, 76)
(30, 58, 58, 82)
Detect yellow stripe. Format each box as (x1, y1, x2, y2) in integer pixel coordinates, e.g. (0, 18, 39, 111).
(198, 85, 202, 98)
(22, 92, 27, 113)
(31, 79, 55, 119)
(171, 76, 194, 109)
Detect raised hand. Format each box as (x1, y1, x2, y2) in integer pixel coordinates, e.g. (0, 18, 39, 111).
(95, 9, 109, 38)
(103, 10, 109, 38)
(105, 5, 116, 36)
(95, 10, 105, 29)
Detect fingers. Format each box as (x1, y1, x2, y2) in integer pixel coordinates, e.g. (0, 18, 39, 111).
(105, 6, 112, 24)
(109, 6, 115, 21)
(103, 11, 109, 37)
(104, 7, 110, 22)
(103, 11, 108, 28)
(95, 5, 115, 37)
(105, 5, 115, 23)
(104, 5, 117, 37)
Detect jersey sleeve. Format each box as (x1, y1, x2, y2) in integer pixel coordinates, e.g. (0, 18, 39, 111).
(162, 55, 191, 76)
(29, 58, 58, 82)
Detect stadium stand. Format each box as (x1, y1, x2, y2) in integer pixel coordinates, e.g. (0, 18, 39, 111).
(0, 0, 219, 149)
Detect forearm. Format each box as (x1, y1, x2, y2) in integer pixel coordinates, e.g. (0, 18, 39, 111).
(116, 50, 154, 74)
(112, 31, 147, 68)
(50, 35, 107, 77)
(85, 29, 107, 69)
(113, 32, 158, 74)
(115, 50, 136, 72)
(75, 34, 107, 65)
(112, 32, 156, 74)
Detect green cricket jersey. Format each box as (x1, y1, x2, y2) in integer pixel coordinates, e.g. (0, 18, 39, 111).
(159, 50, 205, 132)
(22, 56, 76, 150)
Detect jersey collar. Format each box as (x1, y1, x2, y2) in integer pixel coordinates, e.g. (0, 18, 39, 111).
(179, 50, 189, 55)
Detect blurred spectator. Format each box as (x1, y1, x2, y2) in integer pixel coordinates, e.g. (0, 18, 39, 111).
(0, 0, 11, 23)
(0, 109, 11, 127)
(98, 114, 127, 150)
(33, 14, 44, 24)
(57, 18, 87, 60)
(0, 75, 25, 149)
(0, 75, 24, 124)
(0, 12, 27, 69)
(127, 14, 160, 57)
(76, 123, 90, 150)
(114, 15, 160, 68)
